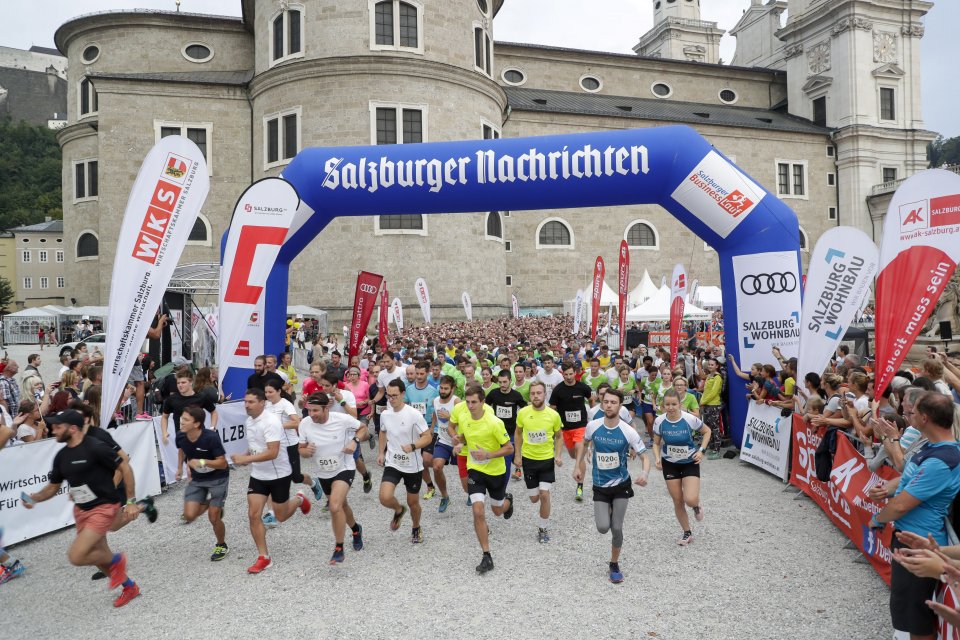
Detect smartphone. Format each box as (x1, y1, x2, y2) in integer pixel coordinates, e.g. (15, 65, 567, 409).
(20, 491, 35, 506)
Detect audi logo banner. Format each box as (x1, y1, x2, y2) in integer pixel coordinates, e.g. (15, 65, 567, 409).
(348, 271, 384, 359)
(739, 272, 797, 295)
(732, 251, 802, 369)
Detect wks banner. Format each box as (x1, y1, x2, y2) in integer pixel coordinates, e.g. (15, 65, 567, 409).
(378, 285, 389, 349)
(733, 251, 802, 367)
(100, 136, 209, 430)
(154, 401, 249, 483)
(512, 294, 519, 319)
(462, 291, 473, 321)
(798, 227, 878, 382)
(790, 416, 897, 584)
(415, 277, 431, 324)
(391, 297, 404, 332)
(874, 169, 960, 396)
(739, 402, 791, 480)
(573, 289, 585, 335)
(217, 178, 300, 383)
(348, 271, 384, 360)
(617, 240, 629, 355)
(591, 256, 604, 341)
(669, 263, 686, 368)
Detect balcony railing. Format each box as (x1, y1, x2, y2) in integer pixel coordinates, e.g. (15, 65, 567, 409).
(870, 164, 960, 196)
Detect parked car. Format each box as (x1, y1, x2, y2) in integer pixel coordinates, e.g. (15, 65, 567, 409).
(60, 332, 106, 355)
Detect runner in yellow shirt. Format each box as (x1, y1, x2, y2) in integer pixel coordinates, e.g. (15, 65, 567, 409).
(514, 381, 563, 543)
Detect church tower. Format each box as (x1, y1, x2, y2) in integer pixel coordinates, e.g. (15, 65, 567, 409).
(634, 0, 724, 63)
(776, 0, 936, 236)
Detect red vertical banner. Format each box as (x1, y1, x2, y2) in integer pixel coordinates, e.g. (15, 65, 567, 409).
(669, 263, 686, 368)
(590, 256, 605, 341)
(378, 283, 389, 350)
(617, 241, 629, 355)
(348, 271, 384, 360)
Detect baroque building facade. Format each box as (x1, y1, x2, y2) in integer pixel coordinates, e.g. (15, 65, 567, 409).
(53, 0, 937, 325)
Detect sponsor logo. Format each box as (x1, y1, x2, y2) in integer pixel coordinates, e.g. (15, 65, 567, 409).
(930, 194, 960, 228)
(899, 200, 928, 231)
(739, 272, 797, 295)
(359, 283, 378, 295)
(244, 204, 253, 213)
(163, 153, 193, 183)
(249, 313, 258, 323)
(675, 274, 686, 290)
(235, 340, 250, 357)
(719, 189, 754, 216)
(670, 151, 764, 239)
(132, 180, 182, 265)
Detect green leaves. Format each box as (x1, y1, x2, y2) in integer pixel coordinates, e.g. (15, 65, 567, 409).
(0, 117, 62, 229)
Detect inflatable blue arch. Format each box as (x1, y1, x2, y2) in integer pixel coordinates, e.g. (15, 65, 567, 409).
(223, 125, 803, 446)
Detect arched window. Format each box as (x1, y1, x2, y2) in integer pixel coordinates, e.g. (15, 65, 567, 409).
(485, 211, 502, 240)
(188, 213, 211, 245)
(376, 214, 426, 235)
(625, 220, 659, 250)
(798, 226, 809, 251)
(536, 218, 573, 249)
(372, 0, 422, 52)
(77, 232, 99, 258)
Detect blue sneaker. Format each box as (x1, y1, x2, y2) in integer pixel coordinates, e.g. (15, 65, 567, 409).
(0, 560, 25, 584)
(329, 547, 345, 565)
(609, 563, 624, 584)
(352, 524, 364, 551)
(261, 513, 279, 529)
(311, 478, 324, 502)
(439, 497, 450, 513)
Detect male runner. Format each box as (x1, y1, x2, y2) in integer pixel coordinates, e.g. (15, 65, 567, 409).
(535, 354, 564, 402)
(513, 362, 531, 402)
(550, 362, 593, 501)
(175, 406, 229, 561)
(160, 368, 218, 445)
(514, 380, 563, 543)
(485, 369, 526, 481)
(299, 392, 366, 564)
(320, 372, 372, 494)
(378, 379, 433, 543)
(231, 388, 311, 574)
(574, 388, 650, 584)
(581, 358, 607, 392)
(430, 375, 460, 512)
(405, 362, 440, 499)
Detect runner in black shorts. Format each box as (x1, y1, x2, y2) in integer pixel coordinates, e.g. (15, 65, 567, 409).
(514, 381, 563, 543)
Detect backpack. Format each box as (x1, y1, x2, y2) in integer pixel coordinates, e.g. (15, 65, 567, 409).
(814, 427, 839, 482)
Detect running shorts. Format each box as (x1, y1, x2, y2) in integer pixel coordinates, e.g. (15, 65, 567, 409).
(467, 469, 507, 501)
(562, 427, 586, 449)
(247, 475, 292, 503)
(318, 469, 356, 496)
(382, 466, 423, 494)
(185, 476, 229, 508)
(521, 457, 556, 490)
(661, 458, 701, 480)
(592, 480, 634, 504)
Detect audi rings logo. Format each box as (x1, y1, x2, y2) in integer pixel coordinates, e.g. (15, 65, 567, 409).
(359, 284, 378, 294)
(739, 272, 797, 295)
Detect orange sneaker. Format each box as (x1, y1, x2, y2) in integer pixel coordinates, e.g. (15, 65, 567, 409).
(247, 555, 272, 574)
(113, 583, 140, 607)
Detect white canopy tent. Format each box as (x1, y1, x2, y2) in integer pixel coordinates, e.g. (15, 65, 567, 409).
(628, 269, 658, 308)
(693, 286, 723, 310)
(587, 279, 619, 307)
(624, 286, 712, 322)
(3, 305, 110, 344)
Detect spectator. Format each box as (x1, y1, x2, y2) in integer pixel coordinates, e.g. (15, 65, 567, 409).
(923, 359, 952, 397)
(13, 399, 46, 443)
(0, 359, 20, 414)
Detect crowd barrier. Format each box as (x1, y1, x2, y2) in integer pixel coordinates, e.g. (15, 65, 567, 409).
(644, 331, 724, 347)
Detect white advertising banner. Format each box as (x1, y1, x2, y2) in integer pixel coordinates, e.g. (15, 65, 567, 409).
(391, 297, 404, 331)
(217, 178, 300, 382)
(153, 401, 249, 484)
(462, 291, 473, 321)
(797, 226, 879, 381)
(0, 423, 161, 545)
(415, 277, 431, 324)
(512, 294, 520, 319)
(732, 250, 802, 366)
(573, 289, 585, 334)
(739, 401, 791, 481)
(100, 136, 210, 430)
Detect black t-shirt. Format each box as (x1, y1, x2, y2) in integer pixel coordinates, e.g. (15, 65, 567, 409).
(485, 388, 526, 437)
(246, 371, 285, 392)
(549, 381, 592, 429)
(328, 362, 347, 381)
(162, 392, 217, 432)
(49, 436, 123, 510)
(86, 425, 122, 453)
(176, 429, 228, 481)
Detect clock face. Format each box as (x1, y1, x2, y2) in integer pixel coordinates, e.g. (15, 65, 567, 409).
(808, 43, 831, 74)
(874, 31, 898, 63)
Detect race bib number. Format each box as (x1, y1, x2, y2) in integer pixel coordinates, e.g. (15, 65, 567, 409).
(69, 484, 97, 504)
(667, 444, 691, 459)
(193, 464, 214, 474)
(596, 452, 620, 470)
(392, 451, 411, 466)
(411, 402, 427, 415)
(495, 405, 513, 420)
(248, 444, 265, 456)
(316, 455, 342, 472)
(622, 393, 633, 404)
(526, 429, 548, 444)
(469, 449, 489, 465)
(376, 405, 385, 415)
(565, 410, 582, 423)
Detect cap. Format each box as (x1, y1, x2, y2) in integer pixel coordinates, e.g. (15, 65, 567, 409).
(172, 356, 191, 366)
(47, 409, 84, 428)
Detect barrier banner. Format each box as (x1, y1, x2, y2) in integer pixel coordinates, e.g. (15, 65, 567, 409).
(100, 136, 210, 430)
(0, 423, 161, 545)
(573, 289, 585, 335)
(217, 178, 300, 385)
(739, 401, 791, 481)
(378, 285, 389, 349)
(591, 256, 604, 341)
(512, 294, 519, 319)
(415, 277, 431, 324)
(618, 240, 629, 355)
(669, 263, 686, 367)
(153, 401, 249, 484)
(348, 271, 383, 360)
(732, 250, 802, 367)
(874, 169, 960, 397)
(798, 226, 879, 383)
(391, 297, 404, 332)
(790, 415, 897, 584)
(462, 291, 473, 321)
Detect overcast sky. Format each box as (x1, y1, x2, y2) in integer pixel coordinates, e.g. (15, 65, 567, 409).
(4, 0, 956, 137)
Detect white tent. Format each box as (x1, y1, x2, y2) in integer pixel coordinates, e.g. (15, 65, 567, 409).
(628, 269, 658, 308)
(583, 279, 619, 307)
(625, 286, 712, 322)
(693, 286, 723, 310)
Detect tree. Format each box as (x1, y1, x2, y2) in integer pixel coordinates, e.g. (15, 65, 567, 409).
(0, 277, 15, 314)
(928, 135, 960, 168)
(0, 118, 62, 230)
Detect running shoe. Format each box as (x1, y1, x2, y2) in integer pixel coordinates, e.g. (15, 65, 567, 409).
(575, 485, 584, 502)
(108, 553, 128, 590)
(247, 555, 272, 574)
(0, 561, 25, 584)
(423, 486, 436, 500)
(362, 474, 373, 494)
(693, 505, 705, 522)
(368, 436, 376, 451)
(476, 553, 494, 574)
(706, 450, 720, 461)
(311, 478, 324, 502)
(537, 528, 550, 544)
(352, 524, 364, 551)
(91, 570, 107, 580)
(438, 496, 450, 513)
(261, 513, 279, 529)
(390, 506, 407, 531)
(113, 583, 140, 607)
(113, 412, 124, 421)
(466, 496, 471, 507)
(609, 563, 624, 584)
(644, 439, 654, 450)
(135, 413, 151, 420)
(320, 500, 330, 513)
(139, 496, 158, 523)
(330, 547, 345, 565)
(210, 544, 229, 562)
(678, 531, 694, 546)
(503, 493, 514, 520)
(411, 527, 424, 544)
(513, 468, 522, 481)
(297, 491, 311, 515)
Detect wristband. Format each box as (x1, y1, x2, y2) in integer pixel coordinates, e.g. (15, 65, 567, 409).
(200, 459, 206, 468)
(126, 498, 136, 506)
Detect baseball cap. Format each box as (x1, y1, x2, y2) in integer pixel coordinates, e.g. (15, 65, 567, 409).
(46, 409, 84, 428)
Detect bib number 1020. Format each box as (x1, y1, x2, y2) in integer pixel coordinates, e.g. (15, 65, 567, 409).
(220, 424, 246, 443)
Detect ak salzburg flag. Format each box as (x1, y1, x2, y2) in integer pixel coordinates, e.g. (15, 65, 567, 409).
(391, 297, 404, 332)
(348, 271, 383, 360)
(378, 284, 389, 349)
(617, 240, 629, 354)
(797, 226, 878, 383)
(669, 263, 687, 368)
(591, 256, 604, 341)
(874, 169, 960, 396)
(415, 277, 431, 323)
(101, 136, 209, 430)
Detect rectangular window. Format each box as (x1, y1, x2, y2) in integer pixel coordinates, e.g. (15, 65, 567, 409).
(74, 159, 98, 201)
(504, 240, 512, 252)
(777, 163, 790, 195)
(273, 14, 285, 60)
(160, 126, 180, 139)
(792, 164, 805, 196)
(266, 119, 279, 163)
(57, 277, 65, 288)
(375, 1, 394, 45)
(828, 207, 837, 220)
(372, 103, 426, 145)
(23, 277, 31, 290)
(21, 250, 30, 263)
(264, 108, 301, 168)
(56, 250, 64, 263)
(40, 277, 48, 289)
(186, 128, 207, 160)
(402, 109, 422, 143)
(288, 10, 302, 55)
(826, 145, 835, 157)
(883, 167, 898, 183)
(158, 123, 211, 163)
(828, 172, 836, 186)
(505, 275, 513, 286)
(776, 161, 807, 198)
(75, 162, 85, 199)
(880, 87, 896, 121)
(283, 114, 299, 159)
(376, 108, 397, 144)
(371, 0, 421, 52)
(39, 250, 47, 263)
(482, 122, 500, 140)
(812, 96, 826, 127)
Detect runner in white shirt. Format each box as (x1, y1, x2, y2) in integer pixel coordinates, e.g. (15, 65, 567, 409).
(299, 391, 367, 565)
(430, 376, 460, 513)
(377, 379, 433, 544)
(319, 372, 373, 495)
(231, 388, 311, 574)
(262, 381, 323, 528)
(535, 354, 564, 403)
